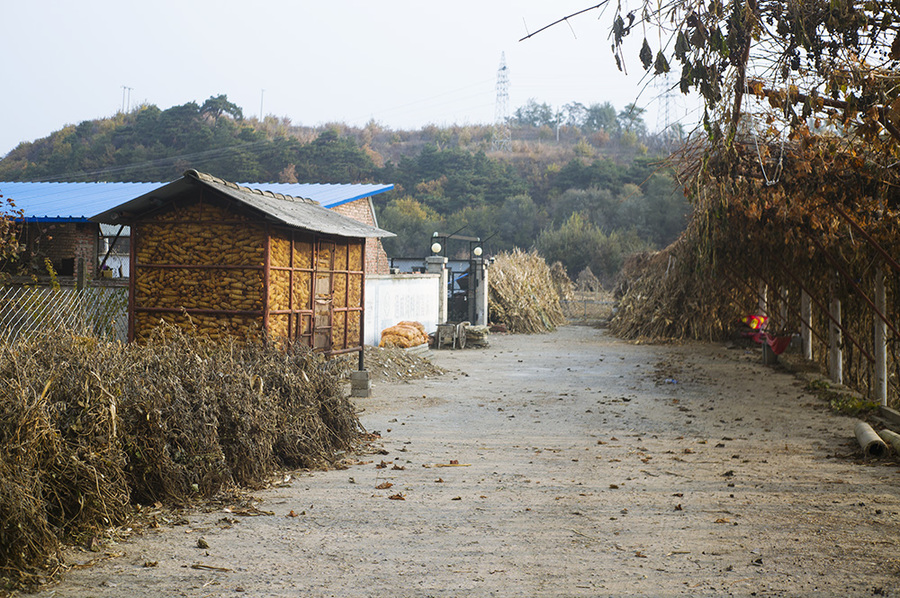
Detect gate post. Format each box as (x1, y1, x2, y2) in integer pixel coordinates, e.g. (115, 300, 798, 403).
(426, 255, 448, 324)
(472, 259, 489, 326)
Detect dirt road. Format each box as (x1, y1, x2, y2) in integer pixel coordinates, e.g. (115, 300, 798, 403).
(35, 326, 900, 597)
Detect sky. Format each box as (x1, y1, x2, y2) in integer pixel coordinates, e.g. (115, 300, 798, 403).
(0, 1, 700, 158)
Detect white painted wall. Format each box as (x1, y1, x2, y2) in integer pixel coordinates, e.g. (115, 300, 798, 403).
(364, 273, 441, 346)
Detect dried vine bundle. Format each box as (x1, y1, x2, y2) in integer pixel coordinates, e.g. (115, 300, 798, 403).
(609, 231, 742, 341)
(612, 131, 900, 405)
(488, 250, 566, 333)
(0, 326, 359, 588)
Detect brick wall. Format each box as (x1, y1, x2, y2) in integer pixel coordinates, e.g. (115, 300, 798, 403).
(332, 199, 390, 275)
(24, 222, 98, 280)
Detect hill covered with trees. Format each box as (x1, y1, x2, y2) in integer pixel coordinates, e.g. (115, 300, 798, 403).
(0, 94, 690, 285)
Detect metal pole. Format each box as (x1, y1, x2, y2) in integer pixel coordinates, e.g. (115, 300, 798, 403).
(728, 257, 824, 345)
(359, 239, 366, 372)
(779, 286, 788, 331)
(875, 265, 887, 405)
(829, 275, 843, 385)
(806, 231, 900, 339)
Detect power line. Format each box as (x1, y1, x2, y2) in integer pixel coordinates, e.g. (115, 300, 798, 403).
(35, 139, 275, 182)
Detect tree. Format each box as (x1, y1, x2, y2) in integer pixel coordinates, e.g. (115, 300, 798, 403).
(536, 213, 648, 285)
(617, 103, 646, 136)
(513, 99, 556, 128)
(377, 197, 445, 257)
(0, 190, 23, 277)
(529, 2, 900, 150)
(583, 102, 620, 133)
(200, 94, 243, 124)
(562, 102, 588, 127)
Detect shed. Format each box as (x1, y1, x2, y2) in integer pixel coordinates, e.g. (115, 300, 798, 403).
(91, 170, 393, 353)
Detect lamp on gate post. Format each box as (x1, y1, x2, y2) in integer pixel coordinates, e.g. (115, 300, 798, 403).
(431, 232, 446, 257)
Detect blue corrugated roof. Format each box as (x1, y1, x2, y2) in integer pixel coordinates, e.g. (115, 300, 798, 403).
(0, 180, 394, 222)
(235, 183, 394, 209)
(0, 182, 164, 222)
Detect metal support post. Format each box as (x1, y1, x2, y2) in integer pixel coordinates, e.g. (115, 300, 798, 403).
(829, 277, 843, 385)
(875, 266, 887, 405)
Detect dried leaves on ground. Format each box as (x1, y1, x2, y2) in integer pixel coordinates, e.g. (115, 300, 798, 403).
(340, 345, 446, 382)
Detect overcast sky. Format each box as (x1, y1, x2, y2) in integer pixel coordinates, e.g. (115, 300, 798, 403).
(1, 1, 700, 158)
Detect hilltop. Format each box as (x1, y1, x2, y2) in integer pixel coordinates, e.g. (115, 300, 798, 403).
(0, 95, 690, 284)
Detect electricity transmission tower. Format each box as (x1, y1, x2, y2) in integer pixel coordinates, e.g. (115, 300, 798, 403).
(654, 73, 682, 150)
(492, 52, 511, 152)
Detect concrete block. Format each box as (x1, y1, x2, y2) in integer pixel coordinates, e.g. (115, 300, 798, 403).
(350, 370, 371, 398)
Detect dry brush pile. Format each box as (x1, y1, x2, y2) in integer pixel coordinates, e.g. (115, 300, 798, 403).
(0, 326, 360, 589)
(488, 250, 567, 333)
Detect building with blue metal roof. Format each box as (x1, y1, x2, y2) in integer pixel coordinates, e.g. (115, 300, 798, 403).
(0, 177, 394, 280)
(0, 180, 393, 221)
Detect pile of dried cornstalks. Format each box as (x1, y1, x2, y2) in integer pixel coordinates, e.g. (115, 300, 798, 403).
(549, 261, 575, 302)
(0, 326, 359, 589)
(609, 227, 741, 342)
(488, 250, 567, 334)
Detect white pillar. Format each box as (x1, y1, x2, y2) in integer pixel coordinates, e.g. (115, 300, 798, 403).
(829, 282, 843, 385)
(875, 265, 888, 405)
(425, 256, 448, 324)
(801, 289, 813, 361)
(758, 282, 768, 316)
(472, 260, 489, 326)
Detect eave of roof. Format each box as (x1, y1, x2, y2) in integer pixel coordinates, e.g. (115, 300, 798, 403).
(0, 179, 394, 221)
(235, 182, 393, 209)
(91, 170, 394, 239)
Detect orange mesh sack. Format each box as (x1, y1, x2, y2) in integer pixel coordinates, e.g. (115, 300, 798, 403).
(379, 322, 428, 348)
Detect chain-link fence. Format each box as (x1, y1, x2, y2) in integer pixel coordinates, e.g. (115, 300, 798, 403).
(0, 285, 128, 343)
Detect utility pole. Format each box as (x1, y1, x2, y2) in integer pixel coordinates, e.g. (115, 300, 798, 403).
(121, 86, 133, 114)
(492, 52, 511, 152)
(260, 89, 265, 121)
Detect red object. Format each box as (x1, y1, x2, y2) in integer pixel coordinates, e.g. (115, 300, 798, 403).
(745, 331, 792, 355)
(741, 314, 768, 330)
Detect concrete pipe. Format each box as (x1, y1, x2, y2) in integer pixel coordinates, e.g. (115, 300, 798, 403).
(855, 421, 887, 458)
(878, 428, 900, 454)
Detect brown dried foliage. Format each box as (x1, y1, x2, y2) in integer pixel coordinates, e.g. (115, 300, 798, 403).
(611, 133, 900, 405)
(489, 250, 567, 334)
(0, 325, 359, 589)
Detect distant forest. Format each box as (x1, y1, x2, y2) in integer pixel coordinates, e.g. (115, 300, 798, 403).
(0, 95, 691, 285)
